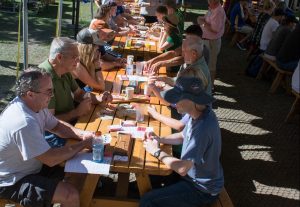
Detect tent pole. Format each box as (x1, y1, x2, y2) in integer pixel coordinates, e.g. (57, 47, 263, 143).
(90, 0, 94, 19)
(23, 0, 28, 70)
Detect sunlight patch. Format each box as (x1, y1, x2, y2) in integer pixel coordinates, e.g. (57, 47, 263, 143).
(215, 80, 234, 88)
(214, 94, 237, 103)
(215, 109, 271, 135)
(253, 180, 300, 200)
(240, 150, 275, 162)
(238, 145, 271, 150)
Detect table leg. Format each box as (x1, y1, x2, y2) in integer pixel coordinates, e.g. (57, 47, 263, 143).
(135, 173, 151, 196)
(116, 173, 130, 198)
(79, 174, 100, 207)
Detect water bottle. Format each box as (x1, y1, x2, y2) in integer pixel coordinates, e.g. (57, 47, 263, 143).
(93, 133, 104, 163)
(83, 86, 93, 99)
(126, 64, 134, 75)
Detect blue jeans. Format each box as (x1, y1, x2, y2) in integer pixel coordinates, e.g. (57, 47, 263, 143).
(139, 180, 218, 207)
(276, 59, 298, 72)
(45, 131, 66, 148)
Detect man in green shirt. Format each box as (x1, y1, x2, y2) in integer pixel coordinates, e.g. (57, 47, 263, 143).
(39, 37, 112, 147)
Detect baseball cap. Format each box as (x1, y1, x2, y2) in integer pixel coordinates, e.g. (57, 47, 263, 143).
(76, 28, 105, 46)
(161, 77, 215, 105)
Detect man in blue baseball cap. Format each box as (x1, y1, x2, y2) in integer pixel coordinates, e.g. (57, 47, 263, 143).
(141, 76, 224, 207)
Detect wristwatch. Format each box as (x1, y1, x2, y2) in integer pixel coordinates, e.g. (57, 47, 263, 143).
(153, 149, 162, 159)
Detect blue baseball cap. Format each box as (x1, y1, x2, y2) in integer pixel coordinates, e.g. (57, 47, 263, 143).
(161, 77, 215, 105)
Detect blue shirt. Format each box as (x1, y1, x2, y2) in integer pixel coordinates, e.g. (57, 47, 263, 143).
(181, 108, 224, 195)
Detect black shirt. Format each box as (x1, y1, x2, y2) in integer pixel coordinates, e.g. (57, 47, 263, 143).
(276, 24, 300, 63)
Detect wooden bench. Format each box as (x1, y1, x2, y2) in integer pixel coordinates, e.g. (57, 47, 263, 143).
(257, 55, 293, 93)
(285, 89, 300, 122)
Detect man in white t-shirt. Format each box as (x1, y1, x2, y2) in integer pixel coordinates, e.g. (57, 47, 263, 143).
(259, 9, 285, 51)
(0, 69, 94, 207)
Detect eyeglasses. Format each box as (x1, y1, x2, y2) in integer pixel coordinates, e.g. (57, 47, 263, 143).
(63, 53, 80, 61)
(31, 89, 54, 97)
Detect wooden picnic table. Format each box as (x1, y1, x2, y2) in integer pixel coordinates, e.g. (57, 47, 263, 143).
(111, 35, 162, 61)
(68, 32, 172, 206)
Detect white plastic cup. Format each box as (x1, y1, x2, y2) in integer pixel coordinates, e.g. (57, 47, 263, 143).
(121, 87, 134, 100)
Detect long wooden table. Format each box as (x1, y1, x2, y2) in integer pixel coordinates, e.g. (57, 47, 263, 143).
(72, 67, 172, 207)
(111, 34, 162, 61)
(69, 30, 172, 206)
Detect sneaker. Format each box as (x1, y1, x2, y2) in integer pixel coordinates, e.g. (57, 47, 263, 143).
(236, 42, 246, 51)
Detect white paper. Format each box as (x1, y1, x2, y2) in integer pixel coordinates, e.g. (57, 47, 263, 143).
(64, 152, 111, 175)
(116, 126, 153, 139)
(117, 75, 148, 82)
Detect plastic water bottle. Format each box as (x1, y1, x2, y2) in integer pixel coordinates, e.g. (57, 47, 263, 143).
(93, 136, 104, 163)
(83, 86, 93, 99)
(126, 64, 134, 75)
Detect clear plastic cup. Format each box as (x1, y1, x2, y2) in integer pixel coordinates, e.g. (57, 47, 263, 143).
(135, 104, 145, 122)
(136, 61, 144, 76)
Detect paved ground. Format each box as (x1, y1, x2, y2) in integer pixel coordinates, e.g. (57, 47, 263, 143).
(215, 36, 299, 206)
(0, 3, 299, 207)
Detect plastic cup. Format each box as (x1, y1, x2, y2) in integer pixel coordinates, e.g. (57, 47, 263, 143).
(135, 104, 145, 122)
(136, 62, 144, 76)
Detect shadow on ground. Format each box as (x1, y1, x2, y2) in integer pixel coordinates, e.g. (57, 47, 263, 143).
(0, 1, 74, 44)
(215, 36, 299, 207)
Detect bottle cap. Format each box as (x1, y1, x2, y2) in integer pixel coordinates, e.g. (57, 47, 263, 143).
(83, 86, 93, 92)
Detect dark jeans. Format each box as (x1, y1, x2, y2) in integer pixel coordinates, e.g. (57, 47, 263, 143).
(139, 179, 218, 207)
(276, 59, 298, 72)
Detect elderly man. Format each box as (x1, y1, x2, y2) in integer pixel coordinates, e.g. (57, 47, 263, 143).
(39, 37, 112, 147)
(198, 0, 226, 90)
(0, 69, 94, 207)
(144, 24, 209, 74)
(141, 77, 224, 207)
(147, 37, 212, 106)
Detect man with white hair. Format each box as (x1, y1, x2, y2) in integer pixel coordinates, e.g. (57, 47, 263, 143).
(147, 38, 212, 105)
(39, 37, 112, 147)
(144, 24, 209, 74)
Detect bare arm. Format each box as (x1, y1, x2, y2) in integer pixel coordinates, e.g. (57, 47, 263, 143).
(36, 138, 92, 167)
(160, 132, 184, 145)
(72, 65, 105, 91)
(49, 120, 87, 140)
(143, 137, 193, 176)
(148, 106, 185, 131)
(149, 56, 184, 73)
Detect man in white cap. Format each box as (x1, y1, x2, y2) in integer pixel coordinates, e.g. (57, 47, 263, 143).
(141, 76, 224, 207)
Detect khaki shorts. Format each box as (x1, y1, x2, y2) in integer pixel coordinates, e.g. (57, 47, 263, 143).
(203, 38, 222, 72)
